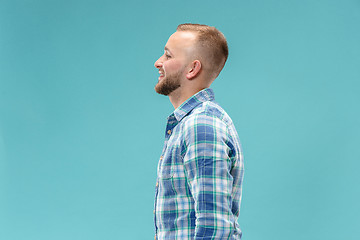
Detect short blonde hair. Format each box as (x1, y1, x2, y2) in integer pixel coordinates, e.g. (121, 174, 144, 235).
(177, 23, 229, 79)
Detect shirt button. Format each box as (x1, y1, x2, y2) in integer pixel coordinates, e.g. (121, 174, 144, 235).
(154, 235, 156, 240)
(153, 210, 155, 214)
(156, 182, 159, 187)
(160, 156, 163, 160)
(167, 129, 171, 135)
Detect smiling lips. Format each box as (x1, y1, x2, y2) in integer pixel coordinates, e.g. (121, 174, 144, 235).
(159, 70, 165, 79)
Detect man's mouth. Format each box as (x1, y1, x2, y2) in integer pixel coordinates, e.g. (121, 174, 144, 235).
(158, 71, 165, 80)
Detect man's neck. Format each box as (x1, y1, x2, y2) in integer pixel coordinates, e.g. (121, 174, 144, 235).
(168, 87, 206, 109)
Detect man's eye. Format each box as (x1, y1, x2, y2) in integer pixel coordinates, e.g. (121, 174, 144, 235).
(165, 54, 171, 59)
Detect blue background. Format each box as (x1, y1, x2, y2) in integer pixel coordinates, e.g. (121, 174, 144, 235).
(1, 0, 359, 239)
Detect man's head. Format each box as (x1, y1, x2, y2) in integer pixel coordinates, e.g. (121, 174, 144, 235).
(154, 23, 228, 96)
(176, 23, 229, 79)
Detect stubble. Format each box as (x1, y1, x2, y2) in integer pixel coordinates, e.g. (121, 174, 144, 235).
(154, 72, 181, 96)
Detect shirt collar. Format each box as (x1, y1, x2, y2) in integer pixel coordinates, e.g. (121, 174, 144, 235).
(172, 88, 215, 122)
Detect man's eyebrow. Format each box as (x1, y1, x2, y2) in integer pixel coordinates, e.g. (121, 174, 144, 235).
(164, 47, 172, 55)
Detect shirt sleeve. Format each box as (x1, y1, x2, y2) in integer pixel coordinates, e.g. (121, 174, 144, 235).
(183, 113, 236, 239)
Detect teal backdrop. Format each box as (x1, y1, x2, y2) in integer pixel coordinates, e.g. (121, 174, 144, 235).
(1, 0, 359, 239)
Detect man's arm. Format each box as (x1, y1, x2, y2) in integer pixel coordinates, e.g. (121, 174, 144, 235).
(183, 113, 236, 239)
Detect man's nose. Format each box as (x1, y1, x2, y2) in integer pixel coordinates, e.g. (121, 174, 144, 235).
(154, 56, 163, 69)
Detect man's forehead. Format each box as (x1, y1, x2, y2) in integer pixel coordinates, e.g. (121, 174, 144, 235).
(165, 31, 197, 50)
(171, 31, 197, 40)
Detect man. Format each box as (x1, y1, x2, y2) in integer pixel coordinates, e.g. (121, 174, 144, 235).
(153, 23, 244, 240)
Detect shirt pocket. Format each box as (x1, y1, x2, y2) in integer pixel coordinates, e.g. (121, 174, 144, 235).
(158, 146, 178, 179)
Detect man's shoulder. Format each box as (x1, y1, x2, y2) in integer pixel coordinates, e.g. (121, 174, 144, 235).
(182, 100, 233, 129)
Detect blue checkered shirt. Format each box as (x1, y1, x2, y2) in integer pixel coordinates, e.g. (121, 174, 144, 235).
(154, 88, 244, 239)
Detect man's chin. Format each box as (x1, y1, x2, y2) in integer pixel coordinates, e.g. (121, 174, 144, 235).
(154, 82, 167, 96)
(154, 75, 181, 96)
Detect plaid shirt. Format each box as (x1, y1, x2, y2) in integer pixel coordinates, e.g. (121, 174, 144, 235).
(154, 88, 244, 239)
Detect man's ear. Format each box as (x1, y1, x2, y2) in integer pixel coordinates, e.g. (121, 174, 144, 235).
(186, 60, 202, 80)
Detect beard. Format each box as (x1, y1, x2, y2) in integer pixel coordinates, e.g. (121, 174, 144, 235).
(154, 71, 181, 96)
